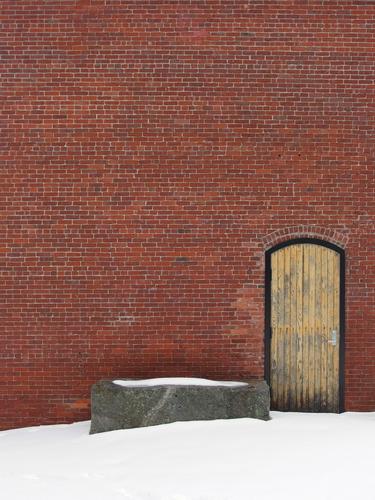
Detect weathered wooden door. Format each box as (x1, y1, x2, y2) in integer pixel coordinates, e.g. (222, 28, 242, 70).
(267, 242, 343, 412)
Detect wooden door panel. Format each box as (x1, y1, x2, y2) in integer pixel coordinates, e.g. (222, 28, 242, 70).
(270, 243, 340, 412)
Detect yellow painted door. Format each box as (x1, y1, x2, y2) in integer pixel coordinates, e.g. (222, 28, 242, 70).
(270, 243, 341, 412)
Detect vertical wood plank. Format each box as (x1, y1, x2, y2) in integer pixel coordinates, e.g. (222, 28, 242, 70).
(308, 244, 316, 411)
(320, 246, 328, 411)
(275, 249, 282, 409)
(302, 245, 309, 408)
(284, 246, 291, 410)
(290, 244, 297, 410)
(296, 244, 303, 410)
(278, 247, 285, 410)
(333, 252, 340, 411)
(314, 245, 322, 411)
(270, 252, 278, 408)
(327, 249, 334, 411)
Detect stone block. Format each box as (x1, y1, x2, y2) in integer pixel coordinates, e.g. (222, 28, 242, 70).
(90, 378, 270, 434)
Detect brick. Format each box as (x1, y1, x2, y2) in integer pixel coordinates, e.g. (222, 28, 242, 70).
(1, 0, 375, 429)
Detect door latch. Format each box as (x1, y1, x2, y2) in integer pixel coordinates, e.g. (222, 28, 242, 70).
(328, 330, 337, 346)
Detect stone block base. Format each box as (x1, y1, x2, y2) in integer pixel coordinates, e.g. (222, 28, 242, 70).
(90, 378, 270, 434)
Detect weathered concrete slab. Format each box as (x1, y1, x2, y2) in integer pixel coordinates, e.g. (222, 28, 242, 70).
(90, 378, 270, 434)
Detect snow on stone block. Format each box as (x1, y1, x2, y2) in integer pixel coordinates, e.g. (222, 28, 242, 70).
(90, 378, 270, 434)
(113, 377, 248, 388)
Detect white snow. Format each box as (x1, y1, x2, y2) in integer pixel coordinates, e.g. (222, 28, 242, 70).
(113, 377, 248, 387)
(1, 412, 375, 500)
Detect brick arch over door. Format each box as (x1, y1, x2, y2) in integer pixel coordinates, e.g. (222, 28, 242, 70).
(261, 226, 349, 252)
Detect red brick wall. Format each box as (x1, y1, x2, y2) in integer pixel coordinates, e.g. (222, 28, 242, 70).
(2, 0, 374, 429)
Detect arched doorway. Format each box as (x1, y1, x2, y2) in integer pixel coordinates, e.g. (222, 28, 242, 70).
(265, 239, 345, 412)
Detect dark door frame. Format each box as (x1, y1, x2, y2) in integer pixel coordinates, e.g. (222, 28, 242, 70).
(264, 237, 346, 412)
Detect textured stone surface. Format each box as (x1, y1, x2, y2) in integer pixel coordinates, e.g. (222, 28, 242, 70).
(90, 379, 269, 434)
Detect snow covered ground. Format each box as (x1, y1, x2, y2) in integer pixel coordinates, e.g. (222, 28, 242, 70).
(1, 412, 374, 500)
